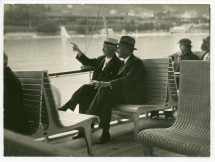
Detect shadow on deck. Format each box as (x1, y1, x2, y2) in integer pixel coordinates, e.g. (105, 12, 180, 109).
(48, 115, 185, 157)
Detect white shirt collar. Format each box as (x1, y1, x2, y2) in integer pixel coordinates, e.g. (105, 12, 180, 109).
(105, 57, 112, 63)
(124, 55, 131, 64)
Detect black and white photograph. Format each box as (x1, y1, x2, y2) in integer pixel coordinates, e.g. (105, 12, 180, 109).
(1, 0, 214, 160)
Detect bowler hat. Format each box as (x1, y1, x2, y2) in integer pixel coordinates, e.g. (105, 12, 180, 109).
(118, 36, 137, 50)
(104, 37, 118, 47)
(178, 38, 192, 47)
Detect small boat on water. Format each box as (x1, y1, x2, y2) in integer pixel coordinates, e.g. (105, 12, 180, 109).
(4, 32, 37, 39)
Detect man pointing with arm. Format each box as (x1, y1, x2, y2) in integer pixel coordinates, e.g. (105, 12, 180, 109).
(87, 36, 146, 144)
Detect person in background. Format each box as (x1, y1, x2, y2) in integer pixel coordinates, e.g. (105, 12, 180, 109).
(150, 38, 199, 119)
(87, 36, 146, 144)
(4, 52, 30, 135)
(201, 36, 210, 61)
(58, 37, 122, 139)
(170, 38, 199, 77)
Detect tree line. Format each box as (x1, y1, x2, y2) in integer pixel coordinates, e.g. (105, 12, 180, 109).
(4, 5, 204, 35)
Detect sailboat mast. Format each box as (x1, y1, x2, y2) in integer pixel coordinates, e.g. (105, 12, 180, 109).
(101, 5, 109, 36)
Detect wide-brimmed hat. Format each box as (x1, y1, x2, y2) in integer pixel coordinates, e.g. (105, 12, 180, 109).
(118, 36, 137, 50)
(103, 37, 118, 47)
(178, 38, 192, 47)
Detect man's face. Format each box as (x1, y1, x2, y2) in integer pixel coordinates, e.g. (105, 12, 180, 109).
(117, 45, 129, 58)
(102, 44, 115, 57)
(180, 44, 189, 54)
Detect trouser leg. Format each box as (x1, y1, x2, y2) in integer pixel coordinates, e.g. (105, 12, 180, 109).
(79, 86, 97, 114)
(61, 84, 95, 111)
(88, 88, 123, 130)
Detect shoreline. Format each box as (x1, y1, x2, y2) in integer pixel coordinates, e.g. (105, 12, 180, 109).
(4, 31, 209, 40)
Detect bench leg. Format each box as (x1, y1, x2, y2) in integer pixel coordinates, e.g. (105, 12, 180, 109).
(142, 144, 153, 156)
(133, 113, 139, 140)
(83, 124, 93, 156)
(145, 111, 149, 119)
(44, 136, 49, 143)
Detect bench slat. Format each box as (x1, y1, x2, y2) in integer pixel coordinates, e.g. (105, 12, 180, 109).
(14, 71, 43, 78)
(145, 68, 168, 73)
(23, 89, 42, 95)
(19, 78, 43, 84)
(146, 72, 168, 77)
(23, 94, 42, 101)
(23, 99, 43, 107)
(142, 58, 169, 64)
(147, 91, 167, 95)
(146, 75, 168, 80)
(144, 64, 169, 68)
(21, 84, 42, 90)
(23, 104, 41, 110)
(146, 80, 168, 84)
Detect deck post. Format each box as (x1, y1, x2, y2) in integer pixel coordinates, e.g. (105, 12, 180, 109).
(133, 113, 139, 140)
(83, 124, 93, 156)
(142, 144, 153, 156)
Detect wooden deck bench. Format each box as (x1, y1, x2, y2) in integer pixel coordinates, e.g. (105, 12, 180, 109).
(14, 70, 99, 156)
(112, 58, 178, 140)
(4, 129, 74, 156)
(139, 61, 210, 156)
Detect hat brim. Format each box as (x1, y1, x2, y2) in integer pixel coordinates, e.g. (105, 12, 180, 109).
(100, 42, 117, 47)
(117, 43, 137, 50)
(178, 42, 192, 47)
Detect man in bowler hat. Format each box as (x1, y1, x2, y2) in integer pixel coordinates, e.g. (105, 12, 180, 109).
(87, 36, 146, 144)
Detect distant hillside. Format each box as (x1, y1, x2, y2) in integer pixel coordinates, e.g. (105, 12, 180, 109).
(47, 4, 210, 17)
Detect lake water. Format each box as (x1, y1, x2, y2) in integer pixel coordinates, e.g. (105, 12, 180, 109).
(4, 33, 209, 73)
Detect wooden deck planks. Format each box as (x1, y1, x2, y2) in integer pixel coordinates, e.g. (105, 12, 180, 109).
(47, 116, 180, 157)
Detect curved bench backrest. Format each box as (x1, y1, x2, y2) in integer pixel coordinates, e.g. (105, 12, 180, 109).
(142, 58, 169, 105)
(14, 71, 48, 136)
(173, 61, 210, 138)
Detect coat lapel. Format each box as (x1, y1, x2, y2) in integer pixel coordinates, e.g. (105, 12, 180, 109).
(117, 54, 134, 75)
(102, 54, 117, 73)
(93, 57, 105, 78)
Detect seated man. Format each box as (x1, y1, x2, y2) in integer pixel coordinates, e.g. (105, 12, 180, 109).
(201, 36, 210, 61)
(87, 36, 146, 144)
(59, 37, 122, 139)
(150, 38, 199, 119)
(4, 52, 30, 135)
(169, 38, 199, 88)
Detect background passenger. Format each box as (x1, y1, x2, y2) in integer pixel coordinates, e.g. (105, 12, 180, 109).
(4, 52, 30, 135)
(150, 38, 199, 119)
(169, 38, 199, 88)
(201, 36, 210, 61)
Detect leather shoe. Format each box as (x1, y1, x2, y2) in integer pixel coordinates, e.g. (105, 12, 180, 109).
(98, 132, 111, 144)
(58, 107, 67, 111)
(73, 132, 84, 139)
(164, 111, 174, 119)
(150, 111, 159, 119)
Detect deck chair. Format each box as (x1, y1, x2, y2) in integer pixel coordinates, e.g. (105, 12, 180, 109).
(4, 129, 73, 156)
(139, 61, 210, 156)
(14, 70, 99, 156)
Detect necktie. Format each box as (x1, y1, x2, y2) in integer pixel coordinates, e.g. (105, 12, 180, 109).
(119, 60, 125, 71)
(102, 60, 108, 71)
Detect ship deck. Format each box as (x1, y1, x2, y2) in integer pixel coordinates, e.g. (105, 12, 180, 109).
(47, 114, 185, 157)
